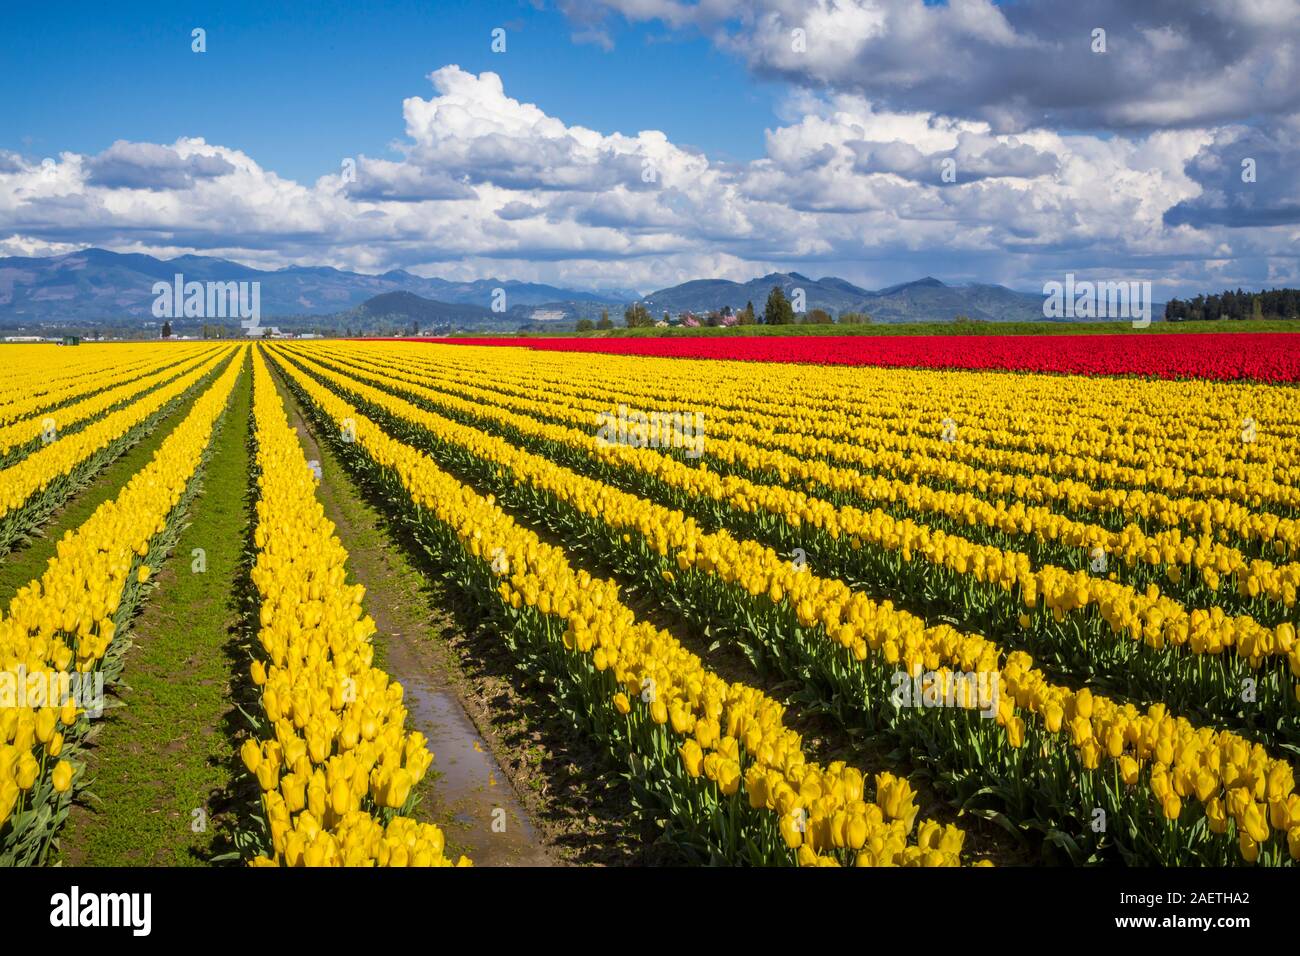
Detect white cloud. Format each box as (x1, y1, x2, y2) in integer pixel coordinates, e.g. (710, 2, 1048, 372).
(564, 0, 1300, 132)
(0, 63, 1296, 294)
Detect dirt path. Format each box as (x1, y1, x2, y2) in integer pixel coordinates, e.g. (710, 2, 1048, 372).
(270, 371, 558, 866)
(291, 352, 1027, 865)
(57, 362, 251, 866)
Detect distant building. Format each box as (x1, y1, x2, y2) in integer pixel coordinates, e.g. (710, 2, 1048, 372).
(529, 309, 567, 322)
(4, 335, 45, 342)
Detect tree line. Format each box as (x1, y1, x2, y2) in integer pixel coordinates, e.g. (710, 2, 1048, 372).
(1165, 288, 1300, 322)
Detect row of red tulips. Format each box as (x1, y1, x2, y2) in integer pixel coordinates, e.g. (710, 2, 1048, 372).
(375, 332, 1300, 383)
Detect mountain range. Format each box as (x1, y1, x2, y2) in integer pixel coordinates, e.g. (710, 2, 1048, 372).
(639, 272, 1048, 323)
(0, 248, 625, 328)
(0, 248, 1075, 332)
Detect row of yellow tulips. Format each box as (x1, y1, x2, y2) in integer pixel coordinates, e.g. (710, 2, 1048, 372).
(0, 347, 192, 428)
(270, 346, 969, 867)
(0, 345, 168, 413)
(0, 349, 228, 526)
(0, 347, 218, 457)
(303, 345, 1299, 684)
(242, 350, 465, 868)
(0, 346, 245, 864)
(398, 342, 1300, 471)
(369, 342, 1300, 555)
(382, 343, 1300, 511)
(279, 344, 1300, 864)
(356, 343, 1296, 608)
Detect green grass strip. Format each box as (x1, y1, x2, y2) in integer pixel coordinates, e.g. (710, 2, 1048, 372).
(55, 359, 253, 866)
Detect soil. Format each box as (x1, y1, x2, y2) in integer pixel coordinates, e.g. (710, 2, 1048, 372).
(273, 368, 663, 866)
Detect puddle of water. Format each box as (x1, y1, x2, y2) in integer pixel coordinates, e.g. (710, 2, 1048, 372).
(280, 394, 554, 867)
(384, 632, 554, 867)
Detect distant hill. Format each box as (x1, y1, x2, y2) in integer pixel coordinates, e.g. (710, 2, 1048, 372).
(346, 291, 494, 325)
(857, 278, 1046, 323)
(641, 272, 871, 315)
(641, 273, 1051, 323)
(334, 291, 600, 335)
(0, 247, 1154, 332)
(0, 248, 624, 325)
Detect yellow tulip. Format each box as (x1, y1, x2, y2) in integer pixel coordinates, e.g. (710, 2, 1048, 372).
(0, 779, 20, 825)
(256, 760, 279, 792)
(1239, 831, 1260, 864)
(1206, 798, 1228, 834)
(1243, 802, 1271, 843)
(1266, 762, 1294, 802)
(386, 770, 412, 809)
(1119, 756, 1140, 787)
(15, 752, 39, 790)
(1074, 688, 1093, 720)
(717, 760, 741, 797)
(33, 708, 57, 745)
(241, 739, 262, 774)
(779, 812, 803, 849)
(1161, 792, 1181, 821)
(1005, 716, 1025, 749)
(678, 740, 703, 778)
(281, 773, 307, 813)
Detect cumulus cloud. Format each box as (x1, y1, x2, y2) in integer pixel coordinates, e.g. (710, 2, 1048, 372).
(1165, 118, 1300, 227)
(337, 157, 478, 202)
(0, 62, 1296, 295)
(560, 0, 1300, 133)
(495, 201, 544, 220)
(399, 67, 680, 192)
(85, 140, 235, 190)
(847, 133, 1059, 183)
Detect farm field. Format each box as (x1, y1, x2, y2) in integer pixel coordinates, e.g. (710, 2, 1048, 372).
(401, 331, 1300, 382)
(1, 338, 1298, 869)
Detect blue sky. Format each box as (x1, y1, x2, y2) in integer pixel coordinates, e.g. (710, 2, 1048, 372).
(1, 1, 1297, 297)
(1, 0, 779, 182)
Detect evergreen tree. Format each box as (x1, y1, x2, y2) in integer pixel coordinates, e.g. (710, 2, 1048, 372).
(763, 287, 795, 325)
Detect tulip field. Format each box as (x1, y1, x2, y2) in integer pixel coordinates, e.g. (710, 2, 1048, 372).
(1, 336, 1299, 868)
